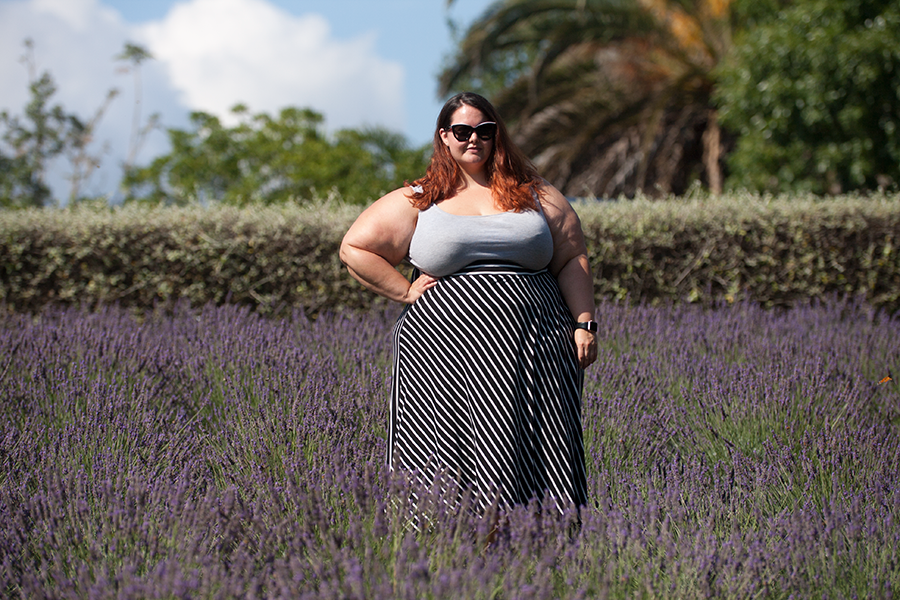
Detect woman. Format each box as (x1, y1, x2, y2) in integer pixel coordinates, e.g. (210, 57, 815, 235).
(340, 92, 596, 512)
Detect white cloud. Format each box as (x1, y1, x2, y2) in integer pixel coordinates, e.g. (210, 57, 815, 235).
(0, 0, 122, 116)
(139, 0, 406, 131)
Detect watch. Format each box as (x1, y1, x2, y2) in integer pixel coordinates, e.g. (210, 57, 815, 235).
(574, 320, 598, 333)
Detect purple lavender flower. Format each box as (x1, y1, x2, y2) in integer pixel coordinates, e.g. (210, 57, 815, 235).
(0, 297, 897, 598)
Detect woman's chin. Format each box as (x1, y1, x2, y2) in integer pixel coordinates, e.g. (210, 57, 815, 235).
(460, 152, 487, 166)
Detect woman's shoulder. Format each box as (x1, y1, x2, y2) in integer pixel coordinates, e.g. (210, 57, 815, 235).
(343, 186, 421, 256)
(535, 180, 572, 216)
(350, 186, 420, 232)
(368, 185, 421, 212)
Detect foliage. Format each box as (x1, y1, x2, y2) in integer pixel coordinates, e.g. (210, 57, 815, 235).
(1, 298, 898, 597)
(0, 39, 107, 208)
(441, 0, 734, 198)
(715, 0, 900, 194)
(0, 72, 68, 208)
(115, 43, 159, 176)
(0, 197, 364, 316)
(123, 105, 431, 206)
(0, 40, 424, 208)
(576, 191, 900, 309)
(1, 192, 899, 315)
(0, 40, 157, 208)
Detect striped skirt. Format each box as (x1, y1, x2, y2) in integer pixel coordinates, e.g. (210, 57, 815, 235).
(390, 263, 587, 512)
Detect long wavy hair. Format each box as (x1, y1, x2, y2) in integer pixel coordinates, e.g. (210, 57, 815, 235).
(409, 92, 541, 212)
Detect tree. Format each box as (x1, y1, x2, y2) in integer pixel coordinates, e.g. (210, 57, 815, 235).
(1, 71, 70, 207)
(64, 88, 119, 204)
(714, 0, 900, 194)
(116, 43, 159, 176)
(0, 40, 93, 207)
(0, 39, 120, 207)
(441, 0, 734, 198)
(123, 105, 431, 205)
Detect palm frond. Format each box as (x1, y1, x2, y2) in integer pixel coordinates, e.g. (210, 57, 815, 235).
(440, 0, 731, 196)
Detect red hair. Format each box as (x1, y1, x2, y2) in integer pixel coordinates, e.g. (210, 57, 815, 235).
(408, 92, 541, 212)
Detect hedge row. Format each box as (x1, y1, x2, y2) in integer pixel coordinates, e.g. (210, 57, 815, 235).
(578, 193, 900, 311)
(1, 193, 899, 316)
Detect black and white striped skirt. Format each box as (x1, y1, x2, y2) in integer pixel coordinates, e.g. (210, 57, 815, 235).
(390, 263, 587, 512)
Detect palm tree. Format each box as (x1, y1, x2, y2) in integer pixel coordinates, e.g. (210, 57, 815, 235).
(441, 0, 733, 198)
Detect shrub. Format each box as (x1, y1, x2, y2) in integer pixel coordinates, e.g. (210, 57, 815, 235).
(577, 191, 900, 310)
(0, 199, 365, 315)
(1, 192, 898, 315)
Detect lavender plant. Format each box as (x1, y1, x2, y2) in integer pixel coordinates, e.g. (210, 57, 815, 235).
(0, 298, 897, 598)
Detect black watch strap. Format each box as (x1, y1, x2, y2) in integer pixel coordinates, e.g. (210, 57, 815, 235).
(575, 320, 598, 333)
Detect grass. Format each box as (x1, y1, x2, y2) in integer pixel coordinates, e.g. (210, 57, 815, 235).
(1, 297, 898, 598)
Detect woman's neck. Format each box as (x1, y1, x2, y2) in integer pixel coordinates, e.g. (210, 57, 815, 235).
(458, 164, 490, 189)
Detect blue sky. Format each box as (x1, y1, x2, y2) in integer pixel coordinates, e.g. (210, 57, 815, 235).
(0, 0, 492, 200)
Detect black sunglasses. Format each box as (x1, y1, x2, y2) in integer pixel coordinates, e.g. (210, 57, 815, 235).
(446, 121, 497, 142)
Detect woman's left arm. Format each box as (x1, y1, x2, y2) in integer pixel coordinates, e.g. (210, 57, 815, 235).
(539, 183, 598, 369)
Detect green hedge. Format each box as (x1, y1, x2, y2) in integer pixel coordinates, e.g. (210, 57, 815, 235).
(0, 201, 364, 316)
(1, 193, 899, 315)
(578, 193, 900, 311)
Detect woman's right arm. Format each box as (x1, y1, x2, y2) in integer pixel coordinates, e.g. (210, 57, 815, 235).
(340, 188, 438, 304)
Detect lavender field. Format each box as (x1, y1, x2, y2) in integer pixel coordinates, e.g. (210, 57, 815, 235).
(1, 298, 899, 599)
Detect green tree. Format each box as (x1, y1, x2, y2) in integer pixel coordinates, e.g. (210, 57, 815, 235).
(715, 0, 900, 194)
(64, 87, 119, 204)
(116, 42, 159, 175)
(0, 72, 70, 207)
(441, 0, 735, 198)
(1, 39, 121, 207)
(0, 40, 95, 208)
(123, 105, 430, 205)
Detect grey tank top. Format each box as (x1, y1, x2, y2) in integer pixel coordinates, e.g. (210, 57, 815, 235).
(408, 202, 554, 277)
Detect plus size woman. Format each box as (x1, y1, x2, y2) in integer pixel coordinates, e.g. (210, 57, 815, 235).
(340, 92, 596, 512)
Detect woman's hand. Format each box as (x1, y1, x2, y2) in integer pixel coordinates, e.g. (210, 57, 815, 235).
(574, 328, 598, 369)
(402, 272, 439, 304)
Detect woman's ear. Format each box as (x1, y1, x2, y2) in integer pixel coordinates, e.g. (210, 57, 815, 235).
(438, 127, 451, 148)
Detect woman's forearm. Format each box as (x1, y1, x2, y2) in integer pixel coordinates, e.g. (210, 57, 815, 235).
(340, 244, 412, 303)
(556, 254, 595, 322)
